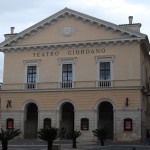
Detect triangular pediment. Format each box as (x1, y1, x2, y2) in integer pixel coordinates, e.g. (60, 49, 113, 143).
(0, 8, 147, 49)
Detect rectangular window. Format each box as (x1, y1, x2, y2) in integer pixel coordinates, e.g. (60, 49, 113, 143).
(99, 62, 110, 80)
(26, 65, 37, 89)
(58, 57, 76, 88)
(99, 62, 111, 87)
(62, 64, 72, 81)
(27, 66, 37, 83)
(61, 64, 72, 88)
(96, 56, 114, 88)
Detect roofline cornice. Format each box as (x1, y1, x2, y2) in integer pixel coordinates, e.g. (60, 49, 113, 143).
(0, 8, 146, 47)
(0, 37, 144, 52)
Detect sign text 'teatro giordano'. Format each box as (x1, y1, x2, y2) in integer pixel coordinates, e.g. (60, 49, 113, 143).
(32, 48, 105, 57)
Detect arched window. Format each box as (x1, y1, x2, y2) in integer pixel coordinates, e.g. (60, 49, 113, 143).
(43, 118, 51, 129)
(81, 118, 89, 130)
(6, 118, 14, 129)
(124, 118, 132, 131)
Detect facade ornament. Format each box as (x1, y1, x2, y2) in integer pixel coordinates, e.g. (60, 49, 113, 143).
(63, 26, 72, 36)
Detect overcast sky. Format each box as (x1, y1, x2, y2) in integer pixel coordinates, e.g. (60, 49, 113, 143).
(0, 0, 150, 82)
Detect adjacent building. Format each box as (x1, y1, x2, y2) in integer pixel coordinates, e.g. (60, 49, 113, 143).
(0, 8, 150, 141)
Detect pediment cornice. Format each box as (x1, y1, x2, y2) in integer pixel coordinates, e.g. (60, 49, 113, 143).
(0, 8, 147, 48)
(0, 37, 144, 53)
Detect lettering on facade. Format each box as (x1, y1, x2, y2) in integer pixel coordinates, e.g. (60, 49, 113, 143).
(33, 51, 59, 57)
(32, 48, 105, 57)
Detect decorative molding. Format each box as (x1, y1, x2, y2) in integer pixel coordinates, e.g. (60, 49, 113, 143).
(0, 86, 143, 93)
(63, 26, 73, 36)
(0, 8, 147, 49)
(58, 57, 77, 65)
(95, 55, 115, 63)
(1, 37, 143, 53)
(23, 59, 41, 65)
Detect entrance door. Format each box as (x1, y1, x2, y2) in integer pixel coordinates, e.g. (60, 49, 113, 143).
(24, 103, 38, 138)
(98, 102, 113, 139)
(60, 102, 74, 139)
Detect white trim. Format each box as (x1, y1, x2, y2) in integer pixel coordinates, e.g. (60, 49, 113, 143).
(58, 57, 76, 88)
(94, 98, 115, 110)
(95, 55, 115, 63)
(23, 59, 41, 88)
(21, 99, 39, 111)
(1, 38, 143, 52)
(0, 8, 146, 48)
(56, 99, 75, 110)
(96, 55, 114, 87)
(23, 59, 41, 64)
(58, 57, 77, 65)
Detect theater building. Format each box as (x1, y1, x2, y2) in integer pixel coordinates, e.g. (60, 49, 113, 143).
(0, 8, 150, 141)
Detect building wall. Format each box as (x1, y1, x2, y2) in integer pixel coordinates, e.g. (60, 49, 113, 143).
(0, 89, 142, 141)
(0, 90, 141, 110)
(3, 43, 141, 86)
(140, 46, 150, 140)
(15, 16, 124, 46)
(1, 8, 149, 142)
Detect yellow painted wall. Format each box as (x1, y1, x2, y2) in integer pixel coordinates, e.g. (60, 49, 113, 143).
(0, 89, 141, 111)
(16, 16, 124, 46)
(3, 43, 141, 85)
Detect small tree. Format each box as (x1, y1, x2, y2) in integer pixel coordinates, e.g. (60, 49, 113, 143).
(38, 127, 62, 150)
(70, 130, 82, 148)
(0, 128, 21, 150)
(92, 128, 106, 146)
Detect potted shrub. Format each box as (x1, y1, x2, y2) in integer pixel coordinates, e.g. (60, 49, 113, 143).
(0, 128, 20, 150)
(70, 130, 82, 148)
(38, 127, 62, 150)
(92, 127, 107, 146)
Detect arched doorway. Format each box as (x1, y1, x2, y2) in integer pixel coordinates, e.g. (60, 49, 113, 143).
(60, 102, 74, 139)
(98, 101, 113, 139)
(24, 103, 38, 138)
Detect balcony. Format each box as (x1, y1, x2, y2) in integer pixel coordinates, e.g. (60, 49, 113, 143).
(60, 81, 73, 88)
(1, 79, 141, 90)
(97, 80, 112, 87)
(24, 83, 37, 89)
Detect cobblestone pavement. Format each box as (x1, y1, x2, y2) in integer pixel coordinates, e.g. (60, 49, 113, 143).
(61, 141, 150, 150)
(0, 139, 150, 150)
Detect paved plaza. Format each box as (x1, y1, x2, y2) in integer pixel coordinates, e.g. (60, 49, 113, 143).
(0, 139, 150, 150)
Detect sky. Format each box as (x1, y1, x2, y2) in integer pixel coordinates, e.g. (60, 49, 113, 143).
(0, 0, 150, 82)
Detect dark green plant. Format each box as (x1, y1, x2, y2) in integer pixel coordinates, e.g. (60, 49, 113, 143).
(0, 128, 21, 150)
(38, 127, 62, 150)
(132, 147, 136, 150)
(92, 128, 107, 146)
(70, 130, 82, 148)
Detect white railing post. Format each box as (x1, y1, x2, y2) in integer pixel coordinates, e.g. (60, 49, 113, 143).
(98, 80, 112, 88)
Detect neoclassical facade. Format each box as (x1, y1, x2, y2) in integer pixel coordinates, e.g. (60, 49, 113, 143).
(0, 8, 150, 141)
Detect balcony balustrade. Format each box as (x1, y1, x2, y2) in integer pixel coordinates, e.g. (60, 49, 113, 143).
(60, 81, 73, 88)
(1, 79, 141, 90)
(24, 83, 37, 89)
(97, 80, 112, 87)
